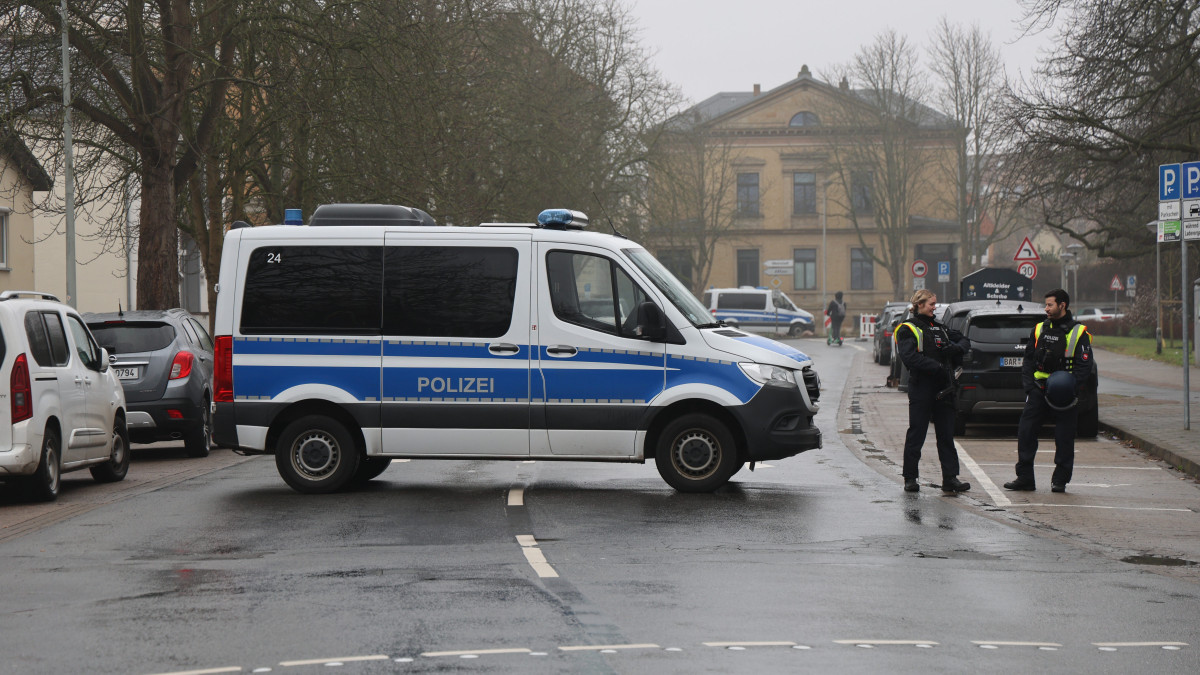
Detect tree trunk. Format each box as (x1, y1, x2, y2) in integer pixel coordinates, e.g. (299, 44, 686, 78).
(136, 166, 180, 310)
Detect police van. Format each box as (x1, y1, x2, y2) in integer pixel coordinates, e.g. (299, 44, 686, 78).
(212, 204, 822, 494)
(701, 287, 815, 336)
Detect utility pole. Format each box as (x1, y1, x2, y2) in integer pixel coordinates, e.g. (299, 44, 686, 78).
(60, 0, 77, 307)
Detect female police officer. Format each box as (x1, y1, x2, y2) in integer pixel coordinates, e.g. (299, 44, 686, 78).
(895, 289, 972, 493)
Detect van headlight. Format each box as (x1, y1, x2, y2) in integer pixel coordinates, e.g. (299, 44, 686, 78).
(739, 362, 798, 388)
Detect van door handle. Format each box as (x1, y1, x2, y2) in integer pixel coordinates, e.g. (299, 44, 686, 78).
(489, 343, 520, 355)
(547, 345, 577, 356)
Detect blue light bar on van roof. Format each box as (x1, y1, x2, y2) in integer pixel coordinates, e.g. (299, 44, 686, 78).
(537, 209, 589, 230)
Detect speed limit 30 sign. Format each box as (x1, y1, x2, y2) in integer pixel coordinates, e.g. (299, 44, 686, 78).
(1018, 261, 1038, 279)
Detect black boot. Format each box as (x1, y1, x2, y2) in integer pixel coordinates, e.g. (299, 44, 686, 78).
(942, 476, 971, 493)
(904, 478, 919, 492)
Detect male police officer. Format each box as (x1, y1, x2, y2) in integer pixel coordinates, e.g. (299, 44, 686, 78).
(1004, 288, 1094, 493)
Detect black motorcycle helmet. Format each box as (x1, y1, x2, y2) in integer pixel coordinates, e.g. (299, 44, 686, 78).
(1044, 370, 1078, 411)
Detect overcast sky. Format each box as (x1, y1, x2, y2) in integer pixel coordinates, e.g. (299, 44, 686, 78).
(626, 0, 1061, 104)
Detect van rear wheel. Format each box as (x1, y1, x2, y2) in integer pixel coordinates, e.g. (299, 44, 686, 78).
(655, 414, 739, 493)
(275, 415, 360, 494)
(26, 427, 61, 502)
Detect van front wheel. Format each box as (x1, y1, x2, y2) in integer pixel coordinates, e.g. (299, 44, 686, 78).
(275, 416, 360, 494)
(655, 414, 739, 493)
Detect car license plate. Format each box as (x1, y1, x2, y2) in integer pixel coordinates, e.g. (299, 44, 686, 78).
(113, 366, 140, 380)
(1001, 356, 1023, 368)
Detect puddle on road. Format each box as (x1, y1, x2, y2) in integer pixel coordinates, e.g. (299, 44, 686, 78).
(1121, 554, 1199, 567)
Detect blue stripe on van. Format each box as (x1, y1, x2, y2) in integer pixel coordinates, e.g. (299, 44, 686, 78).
(542, 365, 664, 402)
(729, 334, 812, 365)
(234, 365, 381, 401)
(384, 365, 529, 400)
(666, 355, 761, 403)
(384, 342, 527, 359)
(235, 337, 381, 356)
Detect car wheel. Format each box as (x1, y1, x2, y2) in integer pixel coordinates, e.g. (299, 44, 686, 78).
(184, 398, 212, 458)
(91, 418, 130, 483)
(350, 456, 392, 487)
(25, 427, 62, 502)
(275, 415, 361, 494)
(654, 413, 739, 493)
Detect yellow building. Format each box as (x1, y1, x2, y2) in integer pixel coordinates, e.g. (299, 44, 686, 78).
(0, 131, 52, 293)
(647, 66, 964, 327)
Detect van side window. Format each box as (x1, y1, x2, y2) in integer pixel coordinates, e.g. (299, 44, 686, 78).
(24, 311, 70, 367)
(241, 246, 383, 335)
(716, 292, 766, 310)
(383, 246, 518, 338)
(65, 315, 101, 370)
(547, 251, 649, 338)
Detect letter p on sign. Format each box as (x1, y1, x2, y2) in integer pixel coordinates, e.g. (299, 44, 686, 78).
(1184, 161, 1200, 199)
(1161, 164, 1180, 200)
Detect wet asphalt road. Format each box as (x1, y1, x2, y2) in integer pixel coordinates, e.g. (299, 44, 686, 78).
(1, 340, 1198, 674)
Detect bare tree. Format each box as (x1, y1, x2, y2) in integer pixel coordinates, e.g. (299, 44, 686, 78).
(1007, 0, 1200, 259)
(821, 30, 953, 300)
(927, 19, 1021, 273)
(1, 0, 248, 309)
(641, 123, 748, 294)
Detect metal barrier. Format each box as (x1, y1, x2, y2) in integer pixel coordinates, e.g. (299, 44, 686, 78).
(859, 314, 876, 340)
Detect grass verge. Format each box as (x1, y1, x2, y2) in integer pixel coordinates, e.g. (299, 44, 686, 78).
(1091, 335, 1196, 367)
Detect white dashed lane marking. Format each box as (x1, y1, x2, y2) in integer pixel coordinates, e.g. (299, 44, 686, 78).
(144, 668, 241, 675)
(421, 648, 532, 657)
(833, 639, 939, 646)
(508, 487, 525, 506)
(279, 655, 389, 666)
(703, 641, 795, 648)
(973, 641, 1063, 648)
(516, 534, 559, 578)
(558, 644, 660, 652)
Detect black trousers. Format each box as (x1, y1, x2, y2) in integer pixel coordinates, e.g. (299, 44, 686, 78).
(1015, 389, 1076, 485)
(902, 379, 960, 479)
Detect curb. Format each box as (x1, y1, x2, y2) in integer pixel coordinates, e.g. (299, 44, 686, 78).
(1099, 420, 1200, 481)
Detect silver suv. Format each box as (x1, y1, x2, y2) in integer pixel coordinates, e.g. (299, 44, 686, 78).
(0, 291, 129, 501)
(85, 308, 215, 457)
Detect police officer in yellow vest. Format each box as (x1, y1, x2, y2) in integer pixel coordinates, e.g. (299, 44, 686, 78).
(1004, 288, 1094, 493)
(896, 289, 972, 493)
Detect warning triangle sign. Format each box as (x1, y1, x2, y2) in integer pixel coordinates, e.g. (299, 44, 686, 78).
(1013, 236, 1040, 262)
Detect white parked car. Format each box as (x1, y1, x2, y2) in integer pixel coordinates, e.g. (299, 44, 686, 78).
(0, 291, 129, 501)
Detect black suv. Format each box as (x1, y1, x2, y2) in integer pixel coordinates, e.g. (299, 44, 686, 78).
(84, 308, 216, 456)
(940, 299, 1098, 437)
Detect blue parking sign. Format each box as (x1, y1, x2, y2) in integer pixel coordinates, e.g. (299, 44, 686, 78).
(1161, 163, 1181, 200)
(1184, 161, 1200, 199)
(937, 261, 950, 276)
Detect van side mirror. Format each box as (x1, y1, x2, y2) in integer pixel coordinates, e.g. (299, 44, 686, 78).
(636, 302, 667, 340)
(98, 347, 110, 373)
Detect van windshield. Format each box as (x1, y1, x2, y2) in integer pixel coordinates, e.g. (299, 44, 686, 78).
(624, 248, 712, 326)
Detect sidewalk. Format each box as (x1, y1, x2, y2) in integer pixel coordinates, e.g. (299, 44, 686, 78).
(1093, 347, 1200, 480)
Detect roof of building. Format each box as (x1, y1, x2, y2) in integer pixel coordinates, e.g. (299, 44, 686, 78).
(1, 129, 53, 192)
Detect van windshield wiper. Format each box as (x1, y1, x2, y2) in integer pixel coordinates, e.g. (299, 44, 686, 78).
(695, 321, 727, 329)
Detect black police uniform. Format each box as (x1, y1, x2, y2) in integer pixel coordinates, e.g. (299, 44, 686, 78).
(1013, 311, 1093, 488)
(896, 313, 971, 485)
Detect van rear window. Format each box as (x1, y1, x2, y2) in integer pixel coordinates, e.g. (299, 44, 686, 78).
(241, 246, 383, 334)
(716, 292, 766, 310)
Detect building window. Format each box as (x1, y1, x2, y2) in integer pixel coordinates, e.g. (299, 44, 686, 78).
(793, 172, 816, 215)
(852, 172, 874, 214)
(736, 249, 759, 287)
(657, 249, 693, 290)
(0, 211, 7, 268)
(851, 248, 874, 290)
(737, 173, 759, 216)
(793, 249, 817, 290)
(789, 111, 820, 127)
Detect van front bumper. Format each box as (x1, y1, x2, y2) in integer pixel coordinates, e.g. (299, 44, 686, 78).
(732, 384, 822, 461)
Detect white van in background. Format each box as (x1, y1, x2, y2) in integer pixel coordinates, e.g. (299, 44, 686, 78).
(212, 205, 822, 494)
(701, 287, 815, 336)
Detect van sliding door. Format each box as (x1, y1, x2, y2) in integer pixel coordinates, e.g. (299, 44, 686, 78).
(381, 234, 532, 456)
